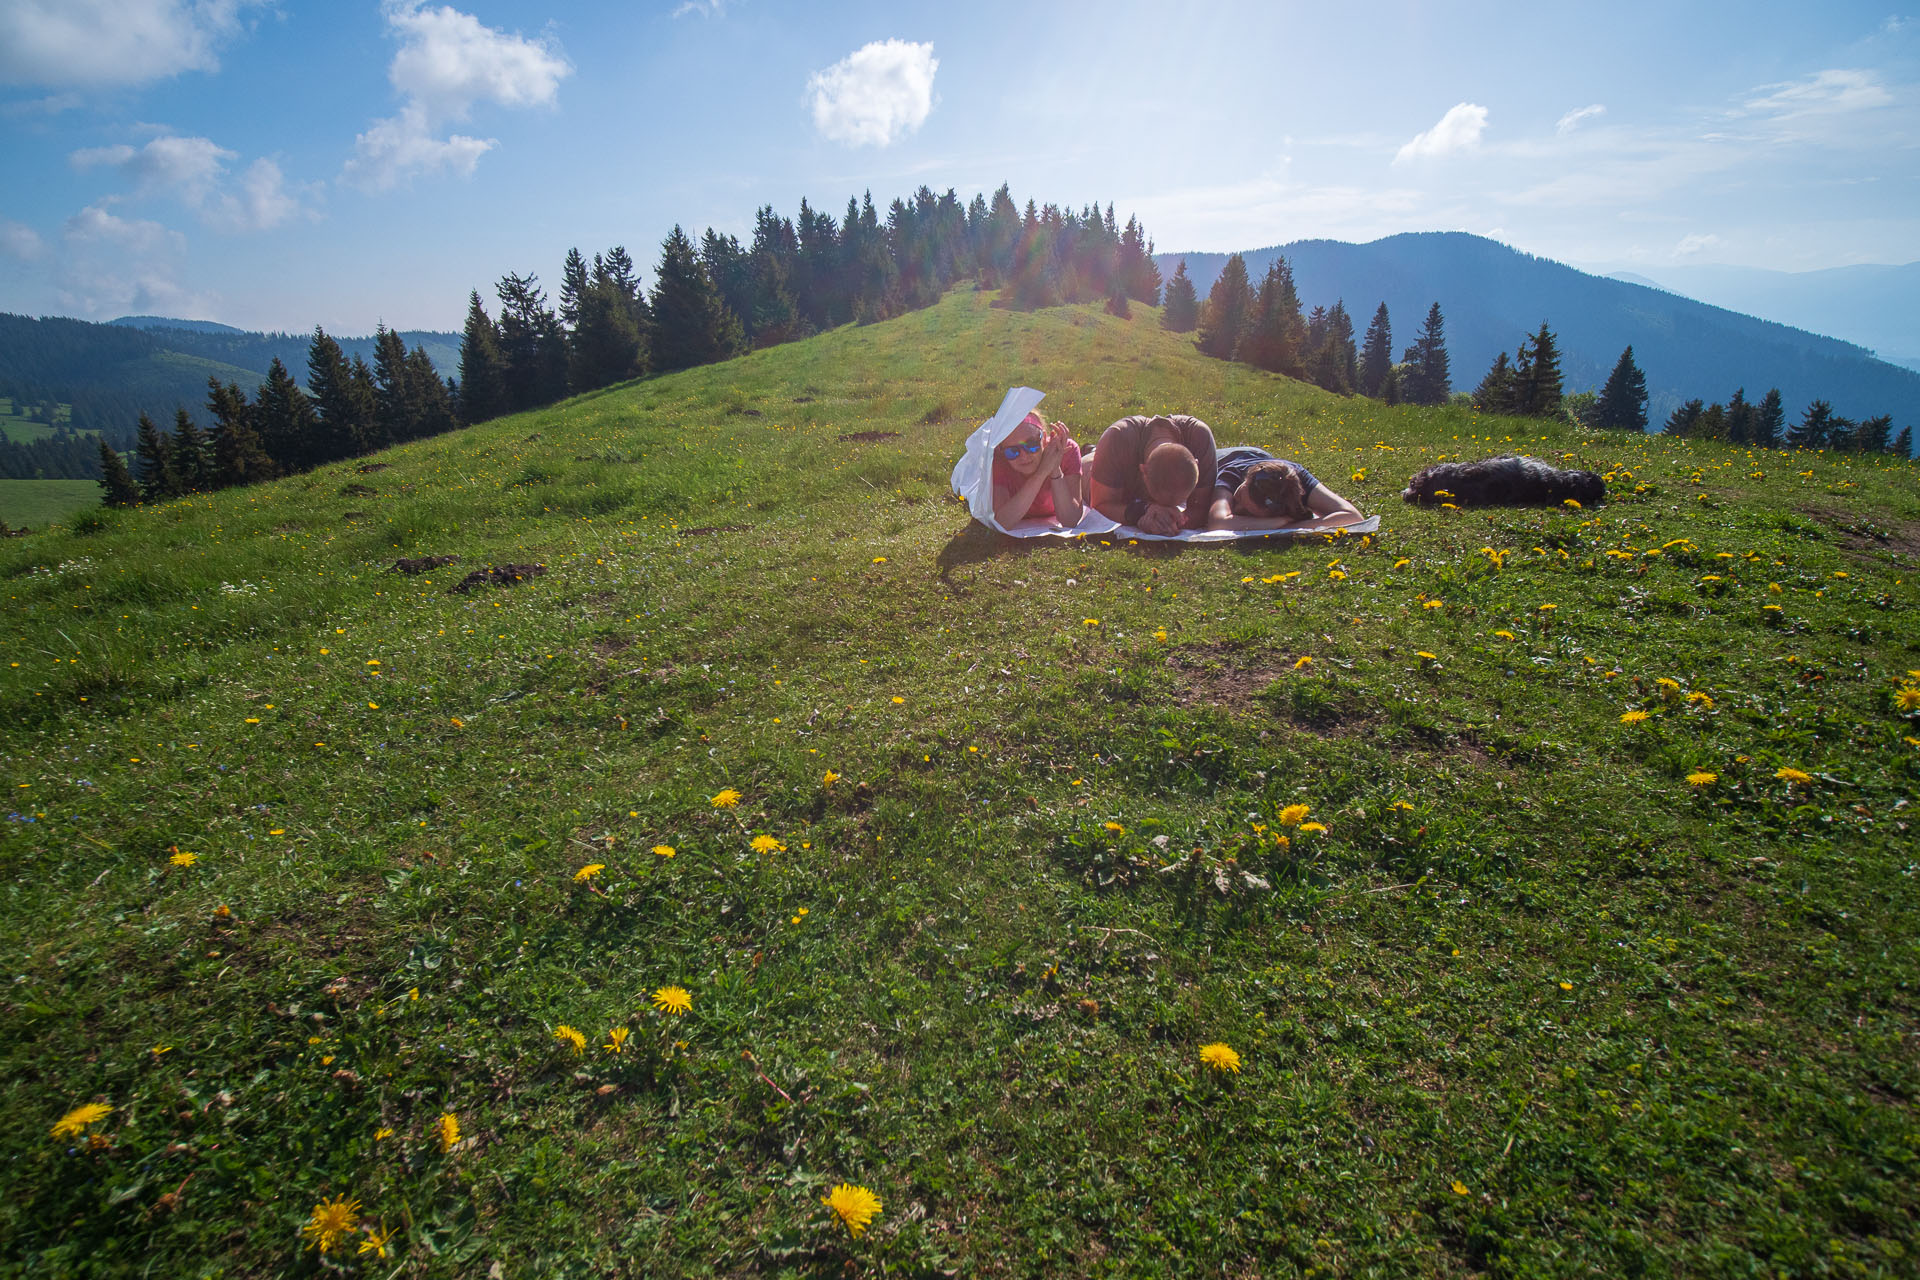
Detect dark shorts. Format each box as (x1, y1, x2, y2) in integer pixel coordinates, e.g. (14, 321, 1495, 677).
(1215, 446, 1319, 495)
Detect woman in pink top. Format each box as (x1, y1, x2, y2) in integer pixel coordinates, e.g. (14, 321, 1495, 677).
(991, 410, 1086, 527)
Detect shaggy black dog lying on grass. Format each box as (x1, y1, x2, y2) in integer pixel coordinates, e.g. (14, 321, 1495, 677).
(1402, 455, 1606, 507)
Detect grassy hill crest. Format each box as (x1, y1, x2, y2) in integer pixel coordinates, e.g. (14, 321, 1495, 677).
(3, 288, 1917, 1276)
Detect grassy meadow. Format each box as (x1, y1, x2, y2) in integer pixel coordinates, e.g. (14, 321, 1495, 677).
(2, 288, 1917, 1278)
(0, 480, 105, 531)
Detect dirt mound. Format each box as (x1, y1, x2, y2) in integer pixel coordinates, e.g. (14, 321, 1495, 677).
(449, 563, 547, 594)
(837, 430, 900, 443)
(392, 555, 460, 575)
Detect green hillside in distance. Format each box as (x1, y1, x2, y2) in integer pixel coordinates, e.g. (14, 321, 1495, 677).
(3, 288, 1916, 1277)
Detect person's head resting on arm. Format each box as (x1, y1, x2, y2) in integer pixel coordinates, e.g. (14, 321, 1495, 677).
(1231, 459, 1312, 522)
(1142, 433, 1199, 513)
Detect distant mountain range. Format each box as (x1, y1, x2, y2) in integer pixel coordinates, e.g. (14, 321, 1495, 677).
(1155, 233, 1920, 432)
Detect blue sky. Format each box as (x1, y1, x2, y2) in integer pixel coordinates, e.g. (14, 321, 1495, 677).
(2, 1, 1915, 333)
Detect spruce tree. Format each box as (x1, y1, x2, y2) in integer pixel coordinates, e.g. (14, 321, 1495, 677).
(170, 408, 208, 493)
(1754, 389, 1785, 449)
(1238, 257, 1306, 376)
(1358, 303, 1393, 398)
(1400, 302, 1451, 405)
(1663, 399, 1705, 437)
(1695, 403, 1727, 441)
(495, 272, 570, 412)
(1160, 260, 1199, 333)
(558, 247, 589, 331)
(1893, 425, 1913, 459)
(1196, 254, 1252, 359)
(407, 346, 457, 440)
(1852, 413, 1893, 453)
(1787, 400, 1835, 449)
(1724, 387, 1753, 444)
(307, 327, 373, 462)
(1513, 321, 1563, 417)
(1326, 301, 1359, 391)
(1117, 216, 1161, 304)
(255, 358, 319, 473)
(133, 412, 175, 500)
(97, 441, 141, 506)
(1472, 351, 1516, 414)
(206, 378, 272, 488)
(650, 225, 746, 372)
(570, 277, 645, 390)
(372, 326, 415, 445)
(458, 291, 508, 425)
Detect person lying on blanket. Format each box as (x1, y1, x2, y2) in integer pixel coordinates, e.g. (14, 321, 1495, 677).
(1086, 413, 1218, 535)
(1206, 446, 1365, 532)
(991, 410, 1086, 527)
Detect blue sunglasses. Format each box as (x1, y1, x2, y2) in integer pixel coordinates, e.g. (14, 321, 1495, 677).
(998, 437, 1044, 460)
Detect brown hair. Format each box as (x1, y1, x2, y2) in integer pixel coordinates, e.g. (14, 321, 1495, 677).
(1142, 440, 1198, 505)
(1241, 460, 1309, 520)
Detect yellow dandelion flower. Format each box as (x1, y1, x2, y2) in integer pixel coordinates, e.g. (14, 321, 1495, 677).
(1083, 617, 1101, 626)
(573, 863, 605, 883)
(1620, 710, 1650, 724)
(1153, 629, 1169, 642)
(1492, 630, 1515, 640)
(890, 696, 905, 704)
(1687, 771, 1718, 787)
(651, 985, 693, 1015)
(1423, 599, 1444, 609)
(51, 1102, 111, 1138)
(1775, 767, 1811, 784)
(1688, 692, 1715, 709)
(822, 1183, 882, 1237)
(711, 789, 742, 807)
(436, 1113, 460, 1152)
(1451, 1181, 1469, 1196)
(169, 850, 198, 868)
(358, 1225, 395, 1258)
(554, 1025, 586, 1055)
(1416, 651, 1437, 661)
(652, 844, 676, 858)
(367, 702, 379, 709)
(1103, 821, 1126, 834)
(750, 834, 785, 854)
(1293, 655, 1313, 669)
(872, 556, 886, 563)
(302, 1196, 361, 1253)
(1894, 686, 1920, 713)
(1563, 498, 1582, 509)
(1278, 804, 1310, 827)
(1199, 1042, 1242, 1074)
(823, 770, 840, 785)
(604, 1027, 630, 1054)
(1392, 558, 1411, 569)
(1558, 981, 1574, 991)
(1298, 822, 1328, 834)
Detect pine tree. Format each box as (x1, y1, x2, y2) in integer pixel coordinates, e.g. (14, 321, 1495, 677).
(1724, 387, 1753, 444)
(558, 247, 589, 331)
(406, 346, 457, 440)
(1754, 389, 1785, 448)
(650, 225, 746, 372)
(255, 358, 319, 473)
(1358, 303, 1393, 398)
(1237, 256, 1306, 375)
(97, 441, 141, 506)
(170, 408, 208, 493)
(1197, 255, 1252, 359)
(1787, 400, 1835, 449)
(206, 378, 273, 488)
(570, 276, 645, 390)
(372, 326, 415, 445)
(1326, 301, 1358, 391)
(307, 327, 373, 462)
(1695, 403, 1728, 440)
(457, 291, 507, 425)
(1664, 398, 1705, 437)
(495, 272, 570, 412)
(1400, 302, 1451, 405)
(1852, 413, 1893, 453)
(1512, 321, 1563, 417)
(1160, 260, 1198, 333)
(133, 412, 175, 500)
(1893, 425, 1913, 459)
(1472, 351, 1516, 414)
(1117, 215, 1161, 304)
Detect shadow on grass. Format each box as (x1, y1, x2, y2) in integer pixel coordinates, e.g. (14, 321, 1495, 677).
(935, 521, 1200, 586)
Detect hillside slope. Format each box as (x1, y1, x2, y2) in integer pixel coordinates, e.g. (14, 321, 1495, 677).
(1158, 233, 1920, 429)
(2, 289, 1916, 1277)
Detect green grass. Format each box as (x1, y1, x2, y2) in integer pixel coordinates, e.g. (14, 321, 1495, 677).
(0, 479, 103, 529)
(2, 289, 1917, 1278)
(0, 397, 77, 445)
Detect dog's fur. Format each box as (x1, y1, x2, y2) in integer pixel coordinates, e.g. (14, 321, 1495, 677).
(1401, 455, 1605, 507)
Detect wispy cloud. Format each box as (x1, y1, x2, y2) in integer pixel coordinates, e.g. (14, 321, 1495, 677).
(1673, 232, 1724, 258)
(0, 0, 266, 90)
(70, 133, 308, 231)
(51, 204, 212, 318)
(1, 220, 47, 261)
(806, 39, 938, 148)
(346, 1, 572, 190)
(1742, 68, 1893, 117)
(673, 0, 729, 16)
(1555, 104, 1606, 135)
(1393, 103, 1488, 164)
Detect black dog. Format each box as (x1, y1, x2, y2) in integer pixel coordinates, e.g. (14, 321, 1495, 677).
(1402, 455, 1605, 507)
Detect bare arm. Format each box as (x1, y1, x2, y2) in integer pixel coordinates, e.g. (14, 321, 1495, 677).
(1207, 484, 1366, 532)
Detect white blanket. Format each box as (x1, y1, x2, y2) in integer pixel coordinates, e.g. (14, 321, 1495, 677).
(949, 387, 1381, 542)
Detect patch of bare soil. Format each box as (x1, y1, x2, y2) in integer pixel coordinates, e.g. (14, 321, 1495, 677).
(837, 430, 900, 443)
(356, 462, 390, 473)
(1799, 504, 1920, 564)
(449, 563, 547, 593)
(681, 523, 753, 537)
(339, 482, 377, 497)
(591, 634, 633, 658)
(392, 555, 460, 575)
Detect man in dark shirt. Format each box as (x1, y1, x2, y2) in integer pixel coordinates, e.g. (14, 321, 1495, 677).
(1086, 414, 1218, 535)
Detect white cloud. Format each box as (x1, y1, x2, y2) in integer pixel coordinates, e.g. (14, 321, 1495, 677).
(69, 133, 307, 231)
(63, 203, 185, 255)
(346, 2, 571, 190)
(1555, 104, 1606, 135)
(1673, 232, 1724, 258)
(1742, 68, 1893, 117)
(52, 205, 213, 318)
(0, 0, 263, 90)
(807, 39, 937, 147)
(1394, 103, 1488, 164)
(1, 220, 47, 261)
(673, 0, 728, 15)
